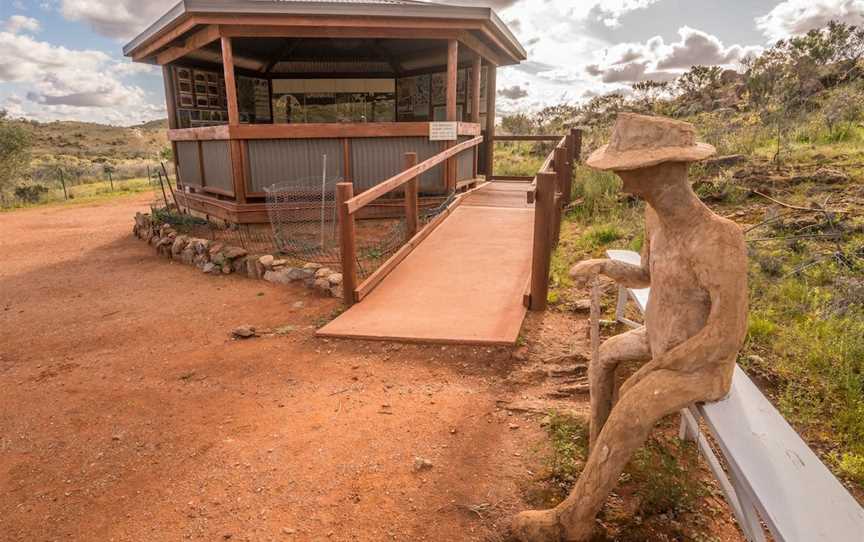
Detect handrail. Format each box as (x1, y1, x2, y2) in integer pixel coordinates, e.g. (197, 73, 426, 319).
(495, 135, 564, 142)
(527, 135, 567, 204)
(345, 136, 483, 215)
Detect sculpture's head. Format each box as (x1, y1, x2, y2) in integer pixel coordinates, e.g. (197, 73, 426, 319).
(585, 113, 715, 197)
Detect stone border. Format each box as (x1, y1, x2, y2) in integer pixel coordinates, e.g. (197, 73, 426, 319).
(132, 213, 343, 299)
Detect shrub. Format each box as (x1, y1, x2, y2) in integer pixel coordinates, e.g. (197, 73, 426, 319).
(13, 183, 48, 203)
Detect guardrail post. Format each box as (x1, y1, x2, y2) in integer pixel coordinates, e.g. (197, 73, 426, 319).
(530, 172, 556, 311)
(337, 182, 357, 307)
(404, 152, 419, 237)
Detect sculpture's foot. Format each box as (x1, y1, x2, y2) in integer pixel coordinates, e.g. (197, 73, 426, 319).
(510, 509, 562, 542)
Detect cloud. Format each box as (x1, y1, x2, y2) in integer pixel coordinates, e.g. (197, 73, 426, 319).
(60, 0, 176, 40)
(498, 84, 530, 99)
(583, 27, 761, 84)
(756, 0, 864, 41)
(0, 29, 163, 124)
(5, 15, 41, 34)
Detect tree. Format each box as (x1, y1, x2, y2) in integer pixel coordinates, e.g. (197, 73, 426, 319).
(676, 65, 723, 99)
(0, 110, 32, 198)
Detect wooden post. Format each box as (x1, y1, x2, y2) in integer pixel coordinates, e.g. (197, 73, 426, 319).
(470, 54, 482, 124)
(484, 65, 497, 179)
(555, 146, 569, 204)
(404, 152, 419, 237)
(337, 182, 358, 307)
(445, 39, 458, 191)
(58, 169, 68, 201)
(571, 128, 583, 163)
(221, 37, 246, 203)
(222, 37, 239, 127)
(529, 172, 556, 311)
(108, 171, 114, 191)
(161, 65, 182, 186)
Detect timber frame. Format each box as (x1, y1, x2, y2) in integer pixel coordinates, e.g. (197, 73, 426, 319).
(124, 0, 524, 224)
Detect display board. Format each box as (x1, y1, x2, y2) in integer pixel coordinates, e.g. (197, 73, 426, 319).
(238, 76, 272, 124)
(173, 67, 228, 129)
(397, 67, 485, 122)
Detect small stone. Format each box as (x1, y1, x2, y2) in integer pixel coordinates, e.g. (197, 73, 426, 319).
(202, 263, 216, 274)
(282, 528, 296, 535)
(509, 423, 520, 430)
(512, 346, 529, 361)
(303, 263, 323, 271)
(208, 243, 225, 256)
(314, 278, 331, 291)
(315, 267, 334, 279)
(287, 268, 314, 281)
(327, 273, 343, 286)
(271, 259, 289, 268)
(264, 269, 293, 285)
(413, 457, 433, 472)
(747, 354, 765, 365)
(572, 299, 591, 312)
(259, 255, 275, 268)
(232, 326, 257, 339)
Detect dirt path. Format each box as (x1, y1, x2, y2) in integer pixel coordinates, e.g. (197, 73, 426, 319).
(0, 195, 554, 541)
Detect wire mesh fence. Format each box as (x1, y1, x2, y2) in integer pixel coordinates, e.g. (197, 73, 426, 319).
(151, 165, 459, 281)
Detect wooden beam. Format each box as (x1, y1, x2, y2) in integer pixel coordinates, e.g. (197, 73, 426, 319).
(471, 54, 482, 124)
(221, 37, 240, 127)
(484, 64, 497, 178)
(346, 136, 482, 214)
(261, 38, 302, 73)
(220, 25, 461, 41)
(162, 66, 179, 130)
(446, 40, 458, 122)
(131, 17, 197, 61)
(529, 172, 557, 311)
(168, 122, 481, 142)
(458, 31, 503, 67)
(155, 24, 221, 65)
(495, 135, 564, 142)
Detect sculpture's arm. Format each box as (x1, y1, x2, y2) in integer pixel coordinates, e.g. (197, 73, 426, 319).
(622, 225, 748, 392)
(569, 223, 652, 289)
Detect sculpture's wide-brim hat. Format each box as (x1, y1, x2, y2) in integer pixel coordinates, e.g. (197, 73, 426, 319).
(586, 113, 716, 171)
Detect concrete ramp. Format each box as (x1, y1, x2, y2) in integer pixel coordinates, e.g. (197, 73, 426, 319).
(318, 183, 533, 345)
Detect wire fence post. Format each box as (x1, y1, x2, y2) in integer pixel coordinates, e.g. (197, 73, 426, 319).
(404, 152, 419, 238)
(320, 154, 328, 250)
(337, 182, 357, 307)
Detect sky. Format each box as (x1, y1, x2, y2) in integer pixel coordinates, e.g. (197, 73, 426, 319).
(0, 0, 862, 126)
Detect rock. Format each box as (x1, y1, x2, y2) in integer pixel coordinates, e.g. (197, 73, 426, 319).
(192, 239, 210, 255)
(171, 236, 189, 256)
(208, 243, 225, 256)
(222, 246, 247, 260)
(287, 267, 315, 281)
(264, 269, 293, 285)
(303, 262, 323, 271)
(327, 273, 343, 286)
(232, 325, 257, 339)
(271, 259, 289, 269)
(413, 457, 433, 472)
(314, 278, 331, 291)
(211, 253, 227, 267)
(259, 255, 275, 269)
(329, 285, 343, 299)
(720, 68, 742, 85)
(747, 354, 765, 365)
(202, 263, 217, 274)
(232, 257, 248, 274)
(512, 346, 530, 361)
(246, 256, 265, 280)
(571, 299, 591, 312)
(315, 267, 334, 279)
(181, 248, 195, 265)
(194, 253, 210, 268)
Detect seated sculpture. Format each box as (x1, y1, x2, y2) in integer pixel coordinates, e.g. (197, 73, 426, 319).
(512, 113, 750, 541)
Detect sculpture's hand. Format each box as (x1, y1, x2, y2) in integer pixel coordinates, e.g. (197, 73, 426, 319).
(569, 259, 607, 288)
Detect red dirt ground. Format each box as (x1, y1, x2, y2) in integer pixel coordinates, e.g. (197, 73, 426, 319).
(0, 194, 745, 542)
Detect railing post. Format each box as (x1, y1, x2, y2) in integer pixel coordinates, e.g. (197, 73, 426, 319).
(337, 182, 357, 307)
(404, 152, 419, 237)
(554, 146, 568, 204)
(571, 128, 583, 163)
(530, 172, 556, 311)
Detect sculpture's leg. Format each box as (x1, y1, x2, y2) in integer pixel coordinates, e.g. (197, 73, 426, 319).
(589, 327, 650, 450)
(512, 369, 725, 542)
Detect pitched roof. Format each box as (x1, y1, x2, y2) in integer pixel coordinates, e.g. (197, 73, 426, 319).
(123, 0, 525, 64)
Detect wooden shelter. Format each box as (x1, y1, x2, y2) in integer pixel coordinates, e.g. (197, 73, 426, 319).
(124, 0, 526, 224)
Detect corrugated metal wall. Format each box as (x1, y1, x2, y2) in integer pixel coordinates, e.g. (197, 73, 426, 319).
(176, 142, 202, 186)
(457, 137, 475, 182)
(247, 139, 345, 193)
(350, 137, 445, 195)
(201, 141, 233, 193)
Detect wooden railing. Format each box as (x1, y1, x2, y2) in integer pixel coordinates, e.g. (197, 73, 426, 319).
(489, 129, 582, 183)
(337, 136, 484, 306)
(525, 129, 582, 311)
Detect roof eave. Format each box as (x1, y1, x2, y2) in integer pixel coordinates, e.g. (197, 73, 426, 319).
(123, 0, 526, 64)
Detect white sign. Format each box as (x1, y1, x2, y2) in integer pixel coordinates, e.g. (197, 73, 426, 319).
(429, 121, 458, 141)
